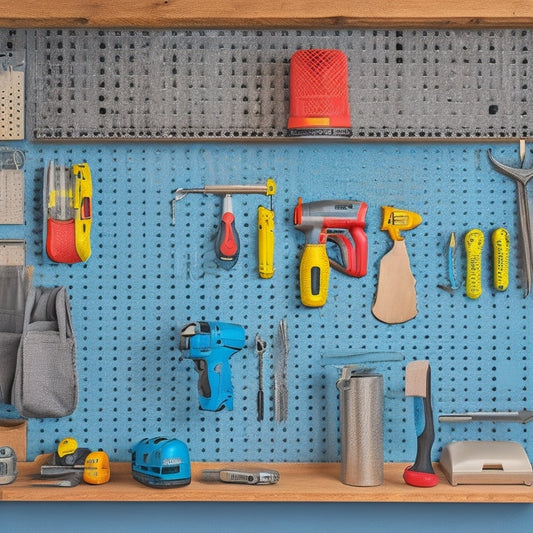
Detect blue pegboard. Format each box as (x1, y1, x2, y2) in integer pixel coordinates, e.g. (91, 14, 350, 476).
(0, 141, 532, 464)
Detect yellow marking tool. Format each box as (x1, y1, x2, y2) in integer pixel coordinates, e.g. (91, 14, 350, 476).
(465, 229, 484, 299)
(492, 227, 510, 291)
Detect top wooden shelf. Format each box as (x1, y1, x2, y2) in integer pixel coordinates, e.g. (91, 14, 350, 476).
(1, 0, 533, 29)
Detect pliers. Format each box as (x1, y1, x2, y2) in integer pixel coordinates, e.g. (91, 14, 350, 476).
(488, 140, 533, 297)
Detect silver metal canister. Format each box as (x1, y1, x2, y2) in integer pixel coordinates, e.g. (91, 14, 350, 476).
(336, 366, 383, 486)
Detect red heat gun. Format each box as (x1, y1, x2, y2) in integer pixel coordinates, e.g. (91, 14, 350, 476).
(293, 198, 368, 307)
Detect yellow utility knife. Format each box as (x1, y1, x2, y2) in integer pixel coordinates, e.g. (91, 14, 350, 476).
(465, 229, 484, 299)
(257, 178, 276, 279)
(72, 163, 92, 262)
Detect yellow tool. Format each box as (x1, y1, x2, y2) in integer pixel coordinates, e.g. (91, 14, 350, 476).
(46, 162, 92, 263)
(293, 198, 368, 307)
(380, 207, 422, 241)
(83, 450, 111, 484)
(492, 227, 510, 291)
(372, 206, 422, 324)
(72, 163, 92, 262)
(57, 437, 78, 458)
(257, 180, 276, 279)
(465, 229, 484, 299)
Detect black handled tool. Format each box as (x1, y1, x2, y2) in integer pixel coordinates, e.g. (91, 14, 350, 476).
(255, 334, 266, 421)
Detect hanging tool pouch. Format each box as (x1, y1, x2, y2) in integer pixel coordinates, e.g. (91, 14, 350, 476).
(0, 267, 31, 404)
(11, 285, 77, 418)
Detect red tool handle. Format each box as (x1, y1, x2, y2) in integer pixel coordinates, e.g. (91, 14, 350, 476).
(46, 219, 82, 263)
(215, 195, 240, 268)
(218, 211, 239, 257)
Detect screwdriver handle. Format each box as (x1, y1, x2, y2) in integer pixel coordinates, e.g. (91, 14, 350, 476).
(257, 389, 264, 421)
(258, 206, 275, 279)
(215, 195, 239, 268)
(299, 243, 330, 307)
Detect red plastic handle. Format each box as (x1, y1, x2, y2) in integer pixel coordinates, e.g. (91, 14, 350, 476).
(219, 212, 239, 257)
(403, 465, 439, 487)
(46, 218, 82, 263)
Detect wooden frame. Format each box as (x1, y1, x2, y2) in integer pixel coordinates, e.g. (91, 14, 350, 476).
(0, 1, 533, 29)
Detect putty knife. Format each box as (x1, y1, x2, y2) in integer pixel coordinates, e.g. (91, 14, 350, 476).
(372, 207, 422, 324)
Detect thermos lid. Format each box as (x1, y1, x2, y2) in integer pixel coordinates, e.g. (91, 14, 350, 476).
(336, 365, 382, 391)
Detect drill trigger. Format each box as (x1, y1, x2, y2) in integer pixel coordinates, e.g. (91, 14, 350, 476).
(193, 359, 212, 399)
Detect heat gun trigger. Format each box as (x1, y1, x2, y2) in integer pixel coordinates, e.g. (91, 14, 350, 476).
(325, 227, 368, 277)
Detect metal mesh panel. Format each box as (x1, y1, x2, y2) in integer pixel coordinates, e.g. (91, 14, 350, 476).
(27, 29, 532, 140)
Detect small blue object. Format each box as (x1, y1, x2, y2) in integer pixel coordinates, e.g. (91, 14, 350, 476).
(131, 437, 191, 488)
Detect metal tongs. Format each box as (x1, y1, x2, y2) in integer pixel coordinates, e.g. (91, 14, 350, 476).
(488, 140, 533, 297)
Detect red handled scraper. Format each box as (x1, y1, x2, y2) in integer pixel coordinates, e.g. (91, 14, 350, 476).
(403, 360, 439, 487)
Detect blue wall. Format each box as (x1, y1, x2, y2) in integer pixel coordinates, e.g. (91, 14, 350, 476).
(2, 501, 533, 532)
(1, 141, 532, 529)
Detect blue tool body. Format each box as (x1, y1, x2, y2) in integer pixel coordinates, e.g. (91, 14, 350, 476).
(179, 321, 246, 411)
(131, 437, 191, 488)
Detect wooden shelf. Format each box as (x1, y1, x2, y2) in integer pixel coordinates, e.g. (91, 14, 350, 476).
(2, 460, 532, 502)
(0, 0, 533, 29)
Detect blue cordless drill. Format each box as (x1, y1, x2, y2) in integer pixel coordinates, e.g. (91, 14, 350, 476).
(179, 321, 246, 411)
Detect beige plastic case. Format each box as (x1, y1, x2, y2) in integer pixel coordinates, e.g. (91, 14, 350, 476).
(440, 441, 533, 486)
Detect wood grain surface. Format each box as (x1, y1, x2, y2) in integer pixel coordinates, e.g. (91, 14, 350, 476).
(0, 0, 532, 29)
(2, 459, 532, 502)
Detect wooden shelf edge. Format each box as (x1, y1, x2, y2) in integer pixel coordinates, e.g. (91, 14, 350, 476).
(0, 1, 533, 29)
(2, 461, 532, 503)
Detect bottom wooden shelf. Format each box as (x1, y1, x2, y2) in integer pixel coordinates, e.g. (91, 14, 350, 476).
(1, 460, 532, 502)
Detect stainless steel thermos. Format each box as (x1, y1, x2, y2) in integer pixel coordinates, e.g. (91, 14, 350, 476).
(336, 366, 383, 486)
